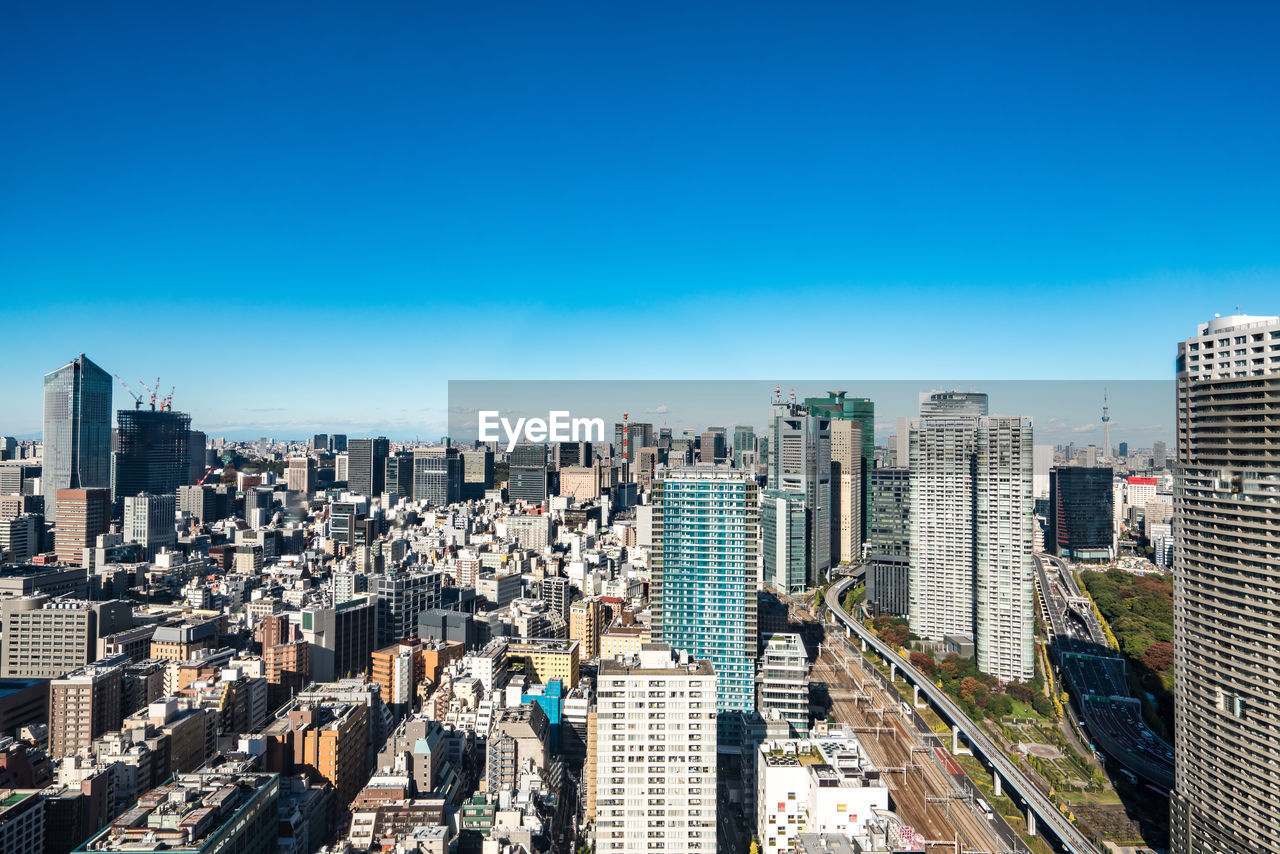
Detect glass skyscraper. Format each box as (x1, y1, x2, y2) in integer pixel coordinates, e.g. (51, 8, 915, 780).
(112, 408, 192, 500)
(42, 354, 112, 520)
(652, 467, 758, 749)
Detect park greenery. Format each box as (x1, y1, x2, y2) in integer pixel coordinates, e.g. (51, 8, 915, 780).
(1079, 568, 1174, 735)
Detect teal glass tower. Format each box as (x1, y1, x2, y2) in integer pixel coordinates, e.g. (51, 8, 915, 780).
(652, 467, 758, 750)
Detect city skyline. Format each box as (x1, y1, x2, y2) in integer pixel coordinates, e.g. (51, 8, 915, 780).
(4, 3, 1280, 434)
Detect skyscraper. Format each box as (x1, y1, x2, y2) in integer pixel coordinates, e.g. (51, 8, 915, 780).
(111, 408, 192, 500)
(867, 467, 910, 617)
(595, 644, 718, 853)
(413, 446, 461, 505)
(54, 487, 111, 565)
(508, 442, 548, 503)
(829, 418, 862, 565)
(385, 451, 414, 499)
(917, 389, 988, 418)
(1171, 313, 1280, 853)
(122, 492, 177, 559)
(42, 354, 112, 520)
(652, 467, 758, 747)
(762, 396, 830, 593)
(908, 408, 1034, 681)
(732, 425, 755, 467)
(347, 437, 389, 497)
(1047, 466, 1115, 561)
(286, 456, 316, 494)
(805, 391, 874, 545)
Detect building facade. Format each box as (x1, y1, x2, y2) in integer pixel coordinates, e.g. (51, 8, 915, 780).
(42, 354, 112, 521)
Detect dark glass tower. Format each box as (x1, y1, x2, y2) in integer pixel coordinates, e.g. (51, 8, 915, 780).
(112, 408, 192, 500)
(42, 354, 113, 520)
(1047, 466, 1114, 561)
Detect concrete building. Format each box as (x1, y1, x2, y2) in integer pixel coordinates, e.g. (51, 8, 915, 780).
(347, 437, 390, 498)
(909, 410, 1035, 681)
(372, 570, 442, 646)
(828, 418, 862, 565)
(0, 789, 44, 854)
(0, 515, 40, 564)
(594, 644, 717, 854)
(1171, 314, 1280, 853)
(54, 487, 111, 566)
(301, 596, 378, 682)
(71, 771, 279, 854)
(122, 492, 176, 560)
(757, 632, 809, 736)
(506, 514, 551, 550)
(0, 597, 132, 679)
(756, 730, 890, 854)
(50, 659, 125, 758)
(653, 467, 758, 746)
(413, 447, 461, 506)
(569, 598, 602, 661)
(286, 456, 316, 494)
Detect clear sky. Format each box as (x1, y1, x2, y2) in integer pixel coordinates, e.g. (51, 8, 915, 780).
(3, 2, 1278, 439)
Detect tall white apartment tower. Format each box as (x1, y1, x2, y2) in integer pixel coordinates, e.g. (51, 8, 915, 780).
(1171, 313, 1280, 854)
(909, 403, 1034, 682)
(594, 643, 718, 854)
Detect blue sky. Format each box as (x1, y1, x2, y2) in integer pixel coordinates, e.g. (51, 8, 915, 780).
(2, 2, 1278, 439)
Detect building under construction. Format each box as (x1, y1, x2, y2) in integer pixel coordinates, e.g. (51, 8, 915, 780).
(111, 407, 192, 500)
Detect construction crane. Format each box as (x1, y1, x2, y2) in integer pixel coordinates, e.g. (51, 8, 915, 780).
(159, 385, 175, 412)
(114, 374, 145, 409)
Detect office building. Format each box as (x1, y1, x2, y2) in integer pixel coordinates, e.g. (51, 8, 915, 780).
(733, 425, 756, 468)
(1047, 466, 1115, 561)
(71, 771, 279, 854)
(756, 731, 890, 854)
(302, 596, 378, 682)
(186, 429, 206, 484)
(829, 417, 862, 565)
(0, 596, 132, 679)
(177, 484, 218, 523)
(763, 397, 830, 594)
(613, 421, 653, 466)
(0, 790, 44, 854)
(286, 456, 316, 494)
(1154, 440, 1168, 469)
(0, 515, 40, 564)
(413, 447, 461, 505)
(909, 411, 1035, 681)
(111, 408, 192, 501)
(557, 441, 593, 468)
(595, 644, 717, 853)
(384, 451, 413, 499)
(335, 452, 349, 483)
(461, 449, 494, 500)
(805, 392, 874, 543)
(347, 437, 389, 498)
(569, 598, 602, 661)
(372, 570, 443, 646)
(508, 443, 548, 503)
(331, 434, 348, 453)
(313, 433, 329, 453)
(700, 427, 727, 463)
(653, 467, 758, 745)
(122, 492, 176, 560)
(42, 354, 112, 521)
(54, 487, 111, 566)
(1171, 314, 1280, 853)
(50, 659, 125, 758)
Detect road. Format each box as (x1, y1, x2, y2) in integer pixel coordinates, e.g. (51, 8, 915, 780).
(1034, 554, 1175, 790)
(825, 576, 1103, 854)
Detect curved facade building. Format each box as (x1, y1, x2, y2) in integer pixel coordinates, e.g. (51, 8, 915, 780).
(1172, 314, 1280, 853)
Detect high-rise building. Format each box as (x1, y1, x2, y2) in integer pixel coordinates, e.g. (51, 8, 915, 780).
(301, 595, 378, 682)
(762, 397, 830, 594)
(0, 597, 132, 679)
(756, 632, 809, 736)
(372, 570, 442, 646)
(50, 659, 125, 758)
(461, 449, 494, 500)
(594, 644, 717, 853)
(0, 515, 40, 564)
(918, 389, 989, 418)
(569, 598, 602, 661)
(1047, 466, 1115, 561)
(508, 443, 548, 503)
(613, 422, 654, 465)
(42, 354, 112, 521)
(177, 483, 218, 523)
(122, 492, 177, 559)
(653, 467, 758, 746)
(413, 447, 461, 505)
(313, 433, 330, 452)
(1118, 441, 1129, 458)
(829, 418, 862, 565)
(557, 441, 593, 469)
(54, 487, 111, 565)
(867, 467, 910, 617)
(700, 427, 727, 464)
(335, 452, 349, 483)
(805, 392, 874, 543)
(186, 429, 206, 485)
(1171, 313, 1280, 853)
(909, 411, 1034, 681)
(286, 456, 316, 494)
(384, 451, 413, 499)
(733, 425, 755, 468)
(346, 438, 389, 497)
(112, 408, 192, 501)
(1153, 440, 1168, 469)
(331, 434, 348, 453)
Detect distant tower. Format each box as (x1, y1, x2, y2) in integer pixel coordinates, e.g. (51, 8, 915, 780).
(1101, 389, 1111, 461)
